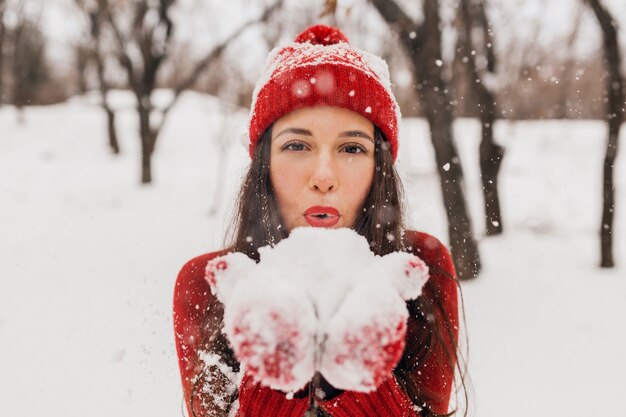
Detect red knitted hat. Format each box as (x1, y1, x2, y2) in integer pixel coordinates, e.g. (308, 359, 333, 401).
(248, 24, 401, 160)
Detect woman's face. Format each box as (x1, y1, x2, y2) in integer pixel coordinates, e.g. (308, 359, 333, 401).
(270, 105, 376, 232)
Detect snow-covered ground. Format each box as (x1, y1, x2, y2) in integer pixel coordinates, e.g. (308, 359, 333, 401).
(1, 91, 624, 416)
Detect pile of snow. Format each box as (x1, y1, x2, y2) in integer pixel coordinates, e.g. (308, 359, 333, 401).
(205, 227, 429, 392)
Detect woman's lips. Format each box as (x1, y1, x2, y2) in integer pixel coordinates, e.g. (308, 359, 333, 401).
(303, 206, 340, 227)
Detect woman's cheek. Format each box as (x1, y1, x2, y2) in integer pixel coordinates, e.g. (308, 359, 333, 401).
(271, 161, 307, 229)
(342, 163, 374, 225)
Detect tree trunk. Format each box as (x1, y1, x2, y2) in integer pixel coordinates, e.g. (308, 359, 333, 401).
(141, 143, 152, 183)
(141, 128, 158, 184)
(422, 84, 481, 279)
(371, 0, 481, 279)
(105, 106, 120, 154)
(97, 70, 120, 154)
(600, 130, 618, 267)
(458, 0, 504, 236)
(75, 46, 89, 95)
(415, 0, 481, 279)
(0, 1, 5, 106)
(585, 0, 624, 268)
(138, 101, 156, 184)
(88, 7, 121, 155)
(479, 109, 504, 235)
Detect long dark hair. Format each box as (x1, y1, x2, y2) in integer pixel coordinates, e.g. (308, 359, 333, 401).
(190, 125, 469, 416)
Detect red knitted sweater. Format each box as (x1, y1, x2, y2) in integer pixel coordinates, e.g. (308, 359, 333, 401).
(173, 231, 459, 417)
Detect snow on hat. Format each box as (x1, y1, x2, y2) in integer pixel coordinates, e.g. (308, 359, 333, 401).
(248, 24, 401, 161)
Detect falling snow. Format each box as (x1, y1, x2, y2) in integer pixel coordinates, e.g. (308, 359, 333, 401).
(1, 92, 625, 417)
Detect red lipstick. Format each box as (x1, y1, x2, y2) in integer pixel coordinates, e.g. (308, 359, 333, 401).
(304, 206, 340, 227)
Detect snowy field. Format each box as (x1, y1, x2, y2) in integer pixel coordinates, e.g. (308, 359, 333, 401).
(1, 91, 625, 417)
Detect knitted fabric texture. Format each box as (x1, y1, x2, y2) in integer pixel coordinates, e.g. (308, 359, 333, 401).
(248, 24, 401, 160)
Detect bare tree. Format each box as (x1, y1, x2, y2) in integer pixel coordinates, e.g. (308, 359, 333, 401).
(99, 0, 175, 182)
(457, 0, 504, 236)
(584, 0, 624, 268)
(11, 10, 48, 122)
(74, 43, 90, 95)
(89, 3, 120, 154)
(74, 0, 120, 154)
(97, 0, 283, 184)
(0, 0, 6, 106)
(488, 1, 603, 120)
(369, 0, 481, 279)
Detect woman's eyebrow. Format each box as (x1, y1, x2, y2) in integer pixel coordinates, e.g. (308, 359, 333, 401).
(275, 127, 312, 139)
(339, 130, 374, 143)
(274, 127, 374, 143)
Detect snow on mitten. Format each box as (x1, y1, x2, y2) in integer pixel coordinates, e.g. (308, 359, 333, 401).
(319, 252, 429, 392)
(205, 252, 256, 303)
(206, 256, 316, 393)
(225, 273, 317, 392)
(376, 252, 430, 300)
(320, 279, 408, 392)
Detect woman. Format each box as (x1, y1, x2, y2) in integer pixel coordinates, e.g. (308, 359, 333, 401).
(173, 25, 465, 417)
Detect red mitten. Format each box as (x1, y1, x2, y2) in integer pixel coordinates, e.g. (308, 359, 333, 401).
(236, 373, 310, 417)
(206, 255, 317, 393)
(319, 252, 429, 393)
(320, 280, 408, 392)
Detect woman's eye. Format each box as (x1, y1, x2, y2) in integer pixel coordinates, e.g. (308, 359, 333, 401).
(282, 141, 307, 151)
(342, 144, 368, 154)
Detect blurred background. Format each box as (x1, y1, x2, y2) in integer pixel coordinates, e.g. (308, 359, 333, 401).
(1, 0, 625, 416)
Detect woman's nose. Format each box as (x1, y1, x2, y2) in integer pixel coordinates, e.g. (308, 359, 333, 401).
(309, 154, 337, 192)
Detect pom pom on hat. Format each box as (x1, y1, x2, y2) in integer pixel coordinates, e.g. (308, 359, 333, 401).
(294, 24, 349, 45)
(248, 24, 401, 161)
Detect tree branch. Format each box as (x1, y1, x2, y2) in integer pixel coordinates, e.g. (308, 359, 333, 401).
(368, 0, 423, 53)
(99, 0, 139, 93)
(156, 0, 284, 126)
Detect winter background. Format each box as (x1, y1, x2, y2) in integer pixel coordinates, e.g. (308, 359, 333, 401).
(1, 0, 626, 416)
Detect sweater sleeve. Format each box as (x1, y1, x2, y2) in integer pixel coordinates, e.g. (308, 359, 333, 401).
(318, 231, 459, 417)
(173, 251, 237, 417)
(405, 231, 459, 415)
(236, 375, 310, 417)
(318, 375, 417, 417)
(173, 251, 309, 417)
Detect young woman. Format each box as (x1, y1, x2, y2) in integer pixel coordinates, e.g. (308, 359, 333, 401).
(173, 25, 465, 417)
